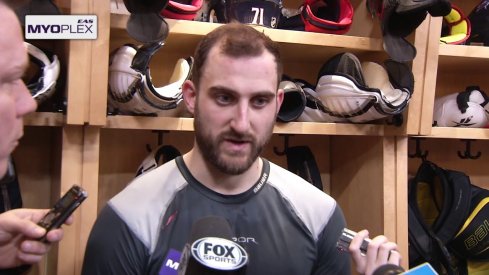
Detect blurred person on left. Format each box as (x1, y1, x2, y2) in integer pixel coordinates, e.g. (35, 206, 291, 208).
(0, 1, 72, 270)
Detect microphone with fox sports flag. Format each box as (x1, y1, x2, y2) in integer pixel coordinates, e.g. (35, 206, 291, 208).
(177, 216, 249, 275)
(373, 263, 438, 275)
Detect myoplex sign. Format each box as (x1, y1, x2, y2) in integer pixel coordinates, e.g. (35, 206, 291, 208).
(25, 15, 97, 40)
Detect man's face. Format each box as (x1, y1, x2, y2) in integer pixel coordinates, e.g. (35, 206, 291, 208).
(0, 5, 37, 176)
(190, 46, 283, 175)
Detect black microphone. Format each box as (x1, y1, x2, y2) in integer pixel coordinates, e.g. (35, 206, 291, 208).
(177, 216, 248, 275)
(372, 264, 405, 275)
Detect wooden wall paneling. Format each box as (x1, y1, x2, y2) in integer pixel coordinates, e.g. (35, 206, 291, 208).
(56, 126, 84, 275)
(330, 136, 385, 235)
(329, 136, 407, 258)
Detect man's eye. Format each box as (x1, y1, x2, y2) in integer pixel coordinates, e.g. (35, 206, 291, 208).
(252, 97, 270, 108)
(216, 94, 233, 105)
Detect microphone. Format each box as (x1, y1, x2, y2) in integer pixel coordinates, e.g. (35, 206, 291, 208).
(372, 264, 405, 275)
(373, 263, 438, 275)
(177, 216, 248, 275)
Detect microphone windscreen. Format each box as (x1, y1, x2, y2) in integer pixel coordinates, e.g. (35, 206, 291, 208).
(372, 264, 405, 275)
(178, 216, 248, 275)
(189, 216, 233, 242)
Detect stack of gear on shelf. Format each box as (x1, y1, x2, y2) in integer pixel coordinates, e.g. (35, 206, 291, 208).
(283, 52, 413, 124)
(433, 86, 489, 128)
(198, 0, 284, 28)
(108, 41, 194, 117)
(366, 0, 451, 62)
(195, 0, 354, 33)
(467, 0, 489, 46)
(440, 4, 471, 45)
(409, 161, 489, 275)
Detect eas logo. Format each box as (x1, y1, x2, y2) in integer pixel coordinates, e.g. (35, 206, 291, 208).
(191, 237, 248, 271)
(78, 19, 93, 24)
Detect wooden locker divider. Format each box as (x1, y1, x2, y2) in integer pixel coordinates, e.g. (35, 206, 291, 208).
(76, 126, 100, 275)
(64, 1, 92, 125)
(56, 126, 84, 275)
(419, 16, 443, 135)
(88, 0, 111, 126)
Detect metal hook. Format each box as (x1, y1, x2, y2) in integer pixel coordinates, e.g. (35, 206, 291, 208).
(408, 137, 429, 161)
(146, 130, 169, 152)
(273, 134, 293, 156)
(457, 139, 481, 159)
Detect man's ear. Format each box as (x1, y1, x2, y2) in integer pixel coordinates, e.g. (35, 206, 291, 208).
(182, 80, 196, 115)
(276, 88, 284, 115)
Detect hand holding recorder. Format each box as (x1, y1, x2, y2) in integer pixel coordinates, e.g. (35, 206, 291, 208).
(0, 185, 86, 269)
(337, 228, 402, 275)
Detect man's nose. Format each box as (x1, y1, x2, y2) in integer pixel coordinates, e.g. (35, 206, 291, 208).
(230, 103, 250, 133)
(17, 81, 38, 116)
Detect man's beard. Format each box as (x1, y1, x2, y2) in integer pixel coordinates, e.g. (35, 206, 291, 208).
(193, 109, 274, 175)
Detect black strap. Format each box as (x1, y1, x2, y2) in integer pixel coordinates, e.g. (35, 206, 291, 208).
(285, 146, 323, 191)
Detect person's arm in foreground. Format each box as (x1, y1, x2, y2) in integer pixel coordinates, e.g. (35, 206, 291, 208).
(0, 208, 71, 269)
(350, 229, 402, 275)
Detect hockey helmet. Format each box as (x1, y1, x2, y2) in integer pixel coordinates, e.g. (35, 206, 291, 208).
(161, 0, 204, 20)
(216, 0, 283, 28)
(134, 144, 181, 177)
(440, 4, 471, 45)
(300, 0, 353, 34)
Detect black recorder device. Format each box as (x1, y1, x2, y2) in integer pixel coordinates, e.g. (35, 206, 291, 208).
(336, 228, 370, 255)
(37, 185, 87, 240)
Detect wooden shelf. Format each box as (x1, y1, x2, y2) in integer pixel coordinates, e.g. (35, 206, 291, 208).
(104, 115, 407, 136)
(439, 44, 489, 58)
(109, 14, 385, 63)
(426, 127, 489, 140)
(438, 44, 489, 73)
(24, 112, 65, 127)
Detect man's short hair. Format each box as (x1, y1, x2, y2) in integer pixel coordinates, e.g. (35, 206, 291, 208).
(191, 23, 283, 89)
